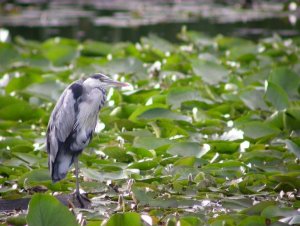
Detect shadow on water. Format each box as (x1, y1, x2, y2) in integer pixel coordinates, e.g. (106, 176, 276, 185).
(0, 0, 299, 42)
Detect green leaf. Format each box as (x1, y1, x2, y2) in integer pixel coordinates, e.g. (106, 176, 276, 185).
(102, 146, 133, 162)
(238, 121, 280, 139)
(6, 72, 43, 93)
(167, 142, 210, 158)
(142, 108, 191, 122)
(81, 40, 113, 56)
(26, 81, 66, 102)
(240, 89, 268, 110)
(27, 194, 78, 226)
(270, 173, 300, 188)
(127, 159, 158, 170)
(104, 57, 147, 79)
(284, 108, 300, 130)
(209, 141, 240, 153)
(261, 205, 299, 218)
(209, 215, 236, 226)
(124, 90, 161, 105)
(180, 216, 203, 226)
(42, 38, 78, 66)
(269, 67, 300, 97)
(81, 168, 128, 182)
(215, 36, 253, 50)
(130, 106, 191, 123)
(222, 198, 252, 211)
(133, 136, 172, 150)
(13, 152, 39, 166)
(228, 42, 257, 62)
(0, 42, 19, 70)
(141, 34, 175, 53)
(105, 212, 142, 226)
(265, 81, 289, 111)
(86, 221, 102, 226)
(166, 87, 212, 109)
(18, 169, 51, 187)
(191, 59, 228, 85)
(0, 137, 32, 149)
(0, 95, 44, 121)
(239, 216, 266, 226)
(126, 147, 154, 159)
(241, 201, 277, 215)
(6, 215, 27, 226)
(283, 139, 300, 159)
(173, 156, 196, 166)
(129, 104, 166, 122)
(178, 30, 214, 47)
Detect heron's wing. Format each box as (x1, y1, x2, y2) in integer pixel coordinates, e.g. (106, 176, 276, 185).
(70, 88, 104, 151)
(47, 80, 83, 160)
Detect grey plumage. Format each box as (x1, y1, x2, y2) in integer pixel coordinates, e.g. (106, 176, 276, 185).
(46, 73, 128, 206)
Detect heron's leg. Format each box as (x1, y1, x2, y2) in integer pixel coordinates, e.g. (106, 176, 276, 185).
(74, 155, 80, 196)
(73, 155, 90, 208)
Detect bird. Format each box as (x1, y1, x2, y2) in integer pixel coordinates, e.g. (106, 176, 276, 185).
(46, 73, 129, 207)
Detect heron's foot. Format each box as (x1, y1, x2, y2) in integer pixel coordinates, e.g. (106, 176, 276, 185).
(72, 192, 90, 208)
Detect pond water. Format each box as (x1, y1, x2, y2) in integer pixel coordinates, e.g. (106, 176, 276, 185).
(0, 0, 299, 42)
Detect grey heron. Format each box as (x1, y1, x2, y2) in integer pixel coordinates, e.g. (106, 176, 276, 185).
(46, 73, 129, 207)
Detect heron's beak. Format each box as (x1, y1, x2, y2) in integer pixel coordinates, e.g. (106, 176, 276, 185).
(105, 79, 130, 87)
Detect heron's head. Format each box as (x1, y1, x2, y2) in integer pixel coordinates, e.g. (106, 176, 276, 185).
(84, 73, 129, 89)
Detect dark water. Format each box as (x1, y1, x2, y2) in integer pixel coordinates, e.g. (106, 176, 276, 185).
(0, 1, 299, 42)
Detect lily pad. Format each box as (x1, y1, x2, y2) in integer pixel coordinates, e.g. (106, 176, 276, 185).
(27, 194, 78, 226)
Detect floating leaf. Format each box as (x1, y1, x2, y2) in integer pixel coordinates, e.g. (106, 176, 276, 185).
(81, 167, 128, 182)
(269, 67, 300, 98)
(133, 136, 172, 150)
(284, 108, 300, 130)
(81, 40, 113, 56)
(191, 59, 228, 85)
(167, 87, 212, 109)
(209, 141, 240, 153)
(6, 215, 27, 226)
(26, 81, 66, 102)
(0, 95, 44, 121)
(27, 194, 78, 226)
(141, 34, 175, 53)
(41, 38, 78, 66)
(173, 156, 196, 167)
(0, 42, 19, 70)
(261, 205, 299, 218)
(102, 146, 133, 163)
(167, 142, 210, 158)
(104, 57, 147, 79)
(18, 169, 51, 187)
(222, 198, 252, 211)
(131, 106, 191, 123)
(240, 88, 268, 110)
(228, 42, 257, 62)
(105, 212, 142, 226)
(127, 159, 158, 170)
(283, 139, 300, 159)
(143, 108, 191, 122)
(239, 216, 266, 226)
(265, 81, 289, 111)
(238, 121, 280, 139)
(180, 216, 203, 226)
(241, 201, 277, 215)
(6, 72, 43, 93)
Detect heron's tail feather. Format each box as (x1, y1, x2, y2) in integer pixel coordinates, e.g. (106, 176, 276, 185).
(50, 151, 74, 182)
